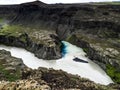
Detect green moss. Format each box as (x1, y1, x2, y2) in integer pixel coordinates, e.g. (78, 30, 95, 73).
(83, 48, 89, 52)
(19, 35, 27, 43)
(0, 24, 56, 46)
(2, 69, 21, 81)
(0, 25, 24, 36)
(20, 38, 26, 43)
(106, 64, 120, 83)
(0, 17, 4, 23)
(66, 35, 76, 44)
(0, 61, 21, 81)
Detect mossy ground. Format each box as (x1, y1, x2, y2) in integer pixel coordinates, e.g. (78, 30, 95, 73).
(106, 64, 120, 83)
(0, 24, 56, 46)
(0, 24, 24, 36)
(0, 17, 4, 23)
(0, 60, 21, 81)
(66, 35, 77, 44)
(0, 67, 21, 81)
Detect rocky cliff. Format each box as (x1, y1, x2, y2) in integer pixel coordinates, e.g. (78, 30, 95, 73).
(0, 32, 61, 60)
(0, 49, 118, 90)
(0, 1, 120, 83)
(0, 1, 62, 60)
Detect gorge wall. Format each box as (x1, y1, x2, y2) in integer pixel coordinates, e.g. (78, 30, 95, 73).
(0, 49, 114, 90)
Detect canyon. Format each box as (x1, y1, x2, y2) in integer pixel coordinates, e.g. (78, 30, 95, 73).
(0, 1, 120, 89)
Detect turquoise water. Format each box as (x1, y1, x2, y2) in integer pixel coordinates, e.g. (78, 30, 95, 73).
(61, 42, 67, 57)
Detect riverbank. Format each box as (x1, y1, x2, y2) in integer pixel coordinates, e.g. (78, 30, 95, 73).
(0, 41, 114, 85)
(0, 49, 117, 90)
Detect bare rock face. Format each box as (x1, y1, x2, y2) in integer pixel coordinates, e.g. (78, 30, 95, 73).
(104, 48, 119, 57)
(0, 79, 51, 90)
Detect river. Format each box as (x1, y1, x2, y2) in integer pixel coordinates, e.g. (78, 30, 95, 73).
(0, 41, 113, 85)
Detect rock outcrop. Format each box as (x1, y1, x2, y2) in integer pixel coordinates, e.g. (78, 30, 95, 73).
(0, 49, 25, 81)
(0, 79, 51, 90)
(0, 32, 61, 60)
(22, 67, 116, 90)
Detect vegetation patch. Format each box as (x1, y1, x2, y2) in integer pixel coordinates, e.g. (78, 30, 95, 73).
(0, 25, 24, 36)
(0, 63, 21, 81)
(106, 64, 120, 83)
(66, 35, 77, 44)
(0, 50, 23, 82)
(0, 17, 4, 23)
(83, 48, 89, 53)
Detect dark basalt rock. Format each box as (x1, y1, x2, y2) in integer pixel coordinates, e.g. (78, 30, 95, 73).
(73, 57, 88, 63)
(0, 33, 61, 60)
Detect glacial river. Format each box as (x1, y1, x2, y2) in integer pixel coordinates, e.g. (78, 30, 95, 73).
(0, 41, 113, 85)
